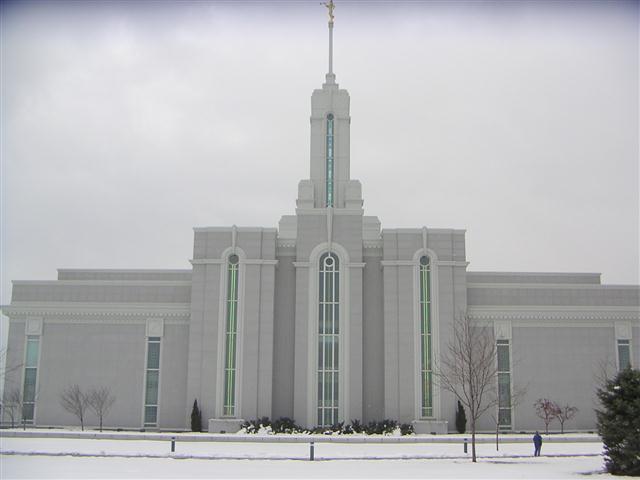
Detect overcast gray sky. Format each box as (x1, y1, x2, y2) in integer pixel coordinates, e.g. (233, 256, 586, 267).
(1, 0, 638, 333)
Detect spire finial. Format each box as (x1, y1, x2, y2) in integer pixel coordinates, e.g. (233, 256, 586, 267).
(322, 0, 335, 24)
(321, 0, 336, 84)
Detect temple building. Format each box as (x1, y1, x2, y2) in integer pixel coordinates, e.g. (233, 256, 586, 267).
(2, 7, 638, 433)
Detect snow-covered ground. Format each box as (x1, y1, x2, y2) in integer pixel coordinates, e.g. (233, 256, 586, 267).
(0, 431, 623, 479)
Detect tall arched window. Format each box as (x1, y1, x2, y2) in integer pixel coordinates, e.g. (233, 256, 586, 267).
(419, 255, 433, 417)
(326, 114, 334, 207)
(223, 254, 239, 416)
(318, 251, 339, 426)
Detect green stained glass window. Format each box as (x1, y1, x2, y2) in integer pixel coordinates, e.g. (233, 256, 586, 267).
(147, 342, 160, 370)
(23, 369, 37, 403)
(497, 342, 510, 372)
(223, 254, 240, 417)
(144, 337, 161, 427)
(145, 370, 159, 405)
(22, 336, 40, 422)
(618, 339, 631, 370)
(25, 337, 39, 367)
(144, 406, 157, 425)
(318, 252, 339, 426)
(498, 408, 512, 427)
(419, 256, 433, 418)
(497, 340, 512, 428)
(326, 114, 334, 207)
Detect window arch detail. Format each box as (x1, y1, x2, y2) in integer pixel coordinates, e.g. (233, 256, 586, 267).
(419, 255, 433, 417)
(223, 253, 240, 416)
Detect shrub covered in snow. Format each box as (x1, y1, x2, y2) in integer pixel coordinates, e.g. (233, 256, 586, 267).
(239, 417, 414, 435)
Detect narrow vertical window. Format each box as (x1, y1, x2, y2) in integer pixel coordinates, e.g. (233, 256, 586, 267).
(223, 254, 240, 416)
(318, 252, 339, 426)
(326, 113, 334, 207)
(617, 339, 631, 370)
(22, 335, 40, 423)
(144, 336, 161, 426)
(497, 339, 512, 429)
(419, 255, 433, 417)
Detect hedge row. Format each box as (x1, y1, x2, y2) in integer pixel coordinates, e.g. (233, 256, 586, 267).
(241, 417, 414, 435)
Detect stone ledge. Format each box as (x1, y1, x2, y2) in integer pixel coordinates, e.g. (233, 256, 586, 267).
(412, 420, 449, 435)
(208, 418, 244, 434)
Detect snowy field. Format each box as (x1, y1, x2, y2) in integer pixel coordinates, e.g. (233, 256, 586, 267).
(0, 432, 624, 479)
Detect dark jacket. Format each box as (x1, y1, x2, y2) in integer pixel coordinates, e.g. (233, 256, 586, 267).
(533, 433, 542, 447)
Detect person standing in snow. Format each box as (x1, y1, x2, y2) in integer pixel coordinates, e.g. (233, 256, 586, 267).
(533, 431, 543, 456)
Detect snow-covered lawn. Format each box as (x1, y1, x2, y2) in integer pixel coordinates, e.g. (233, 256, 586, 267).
(0, 431, 621, 479)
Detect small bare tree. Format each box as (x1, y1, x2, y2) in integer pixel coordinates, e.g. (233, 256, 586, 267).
(60, 384, 88, 431)
(436, 313, 499, 462)
(3, 388, 22, 428)
(86, 387, 116, 432)
(490, 385, 527, 451)
(556, 404, 578, 434)
(0, 347, 23, 382)
(534, 398, 561, 434)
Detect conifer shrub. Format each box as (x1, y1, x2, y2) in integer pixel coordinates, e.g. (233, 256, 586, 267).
(364, 419, 397, 435)
(400, 423, 414, 435)
(350, 419, 363, 433)
(272, 417, 300, 434)
(455, 400, 467, 434)
(190, 399, 202, 432)
(241, 416, 272, 434)
(596, 368, 640, 476)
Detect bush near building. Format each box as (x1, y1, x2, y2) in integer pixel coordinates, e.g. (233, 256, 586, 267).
(240, 417, 414, 435)
(596, 368, 640, 476)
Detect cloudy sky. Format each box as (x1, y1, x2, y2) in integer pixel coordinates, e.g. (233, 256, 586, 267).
(1, 1, 638, 341)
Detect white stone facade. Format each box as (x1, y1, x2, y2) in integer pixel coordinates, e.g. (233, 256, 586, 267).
(2, 22, 639, 434)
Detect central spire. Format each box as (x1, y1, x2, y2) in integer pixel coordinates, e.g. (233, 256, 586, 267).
(323, 0, 336, 85)
(304, 0, 351, 209)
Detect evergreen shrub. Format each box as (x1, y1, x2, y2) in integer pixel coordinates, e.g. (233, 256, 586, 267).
(596, 368, 640, 476)
(190, 399, 202, 432)
(239, 417, 415, 435)
(455, 400, 467, 434)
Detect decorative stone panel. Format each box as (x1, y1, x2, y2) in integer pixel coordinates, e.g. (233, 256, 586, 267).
(146, 318, 164, 338)
(25, 317, 43, 336)
(494, 320, 512, 340)
(615, 321, 632, 340)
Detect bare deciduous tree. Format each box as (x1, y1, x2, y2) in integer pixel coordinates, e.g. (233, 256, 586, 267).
(0, 347, 23, 381)
(534, 398, 561, 434)
(556, 404, 579, 434)
(3, 388, 22, 428)
(60, 384, 88, 431)
(87, 386, 116, 432)
(490, 385, 527, 451)
(436, 313, 499, 462)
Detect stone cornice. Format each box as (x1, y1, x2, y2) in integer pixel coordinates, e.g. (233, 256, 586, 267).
(38, 317, 188, 325)
(468, 283, 640, 290)
(189, 259, 278, 266)
(2, 302, 191, 318)
(381, 228, 467, 235)
(295, 208, 364, 216)
(57, 268, 191, 274)
(293, 261, 365, 268)
(193, 226, 277, 233)
(12, 280, 191, 287)
(381, 260, 469, 267)
(277, 240, 296, 248)
(468, 305, 640, 321)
